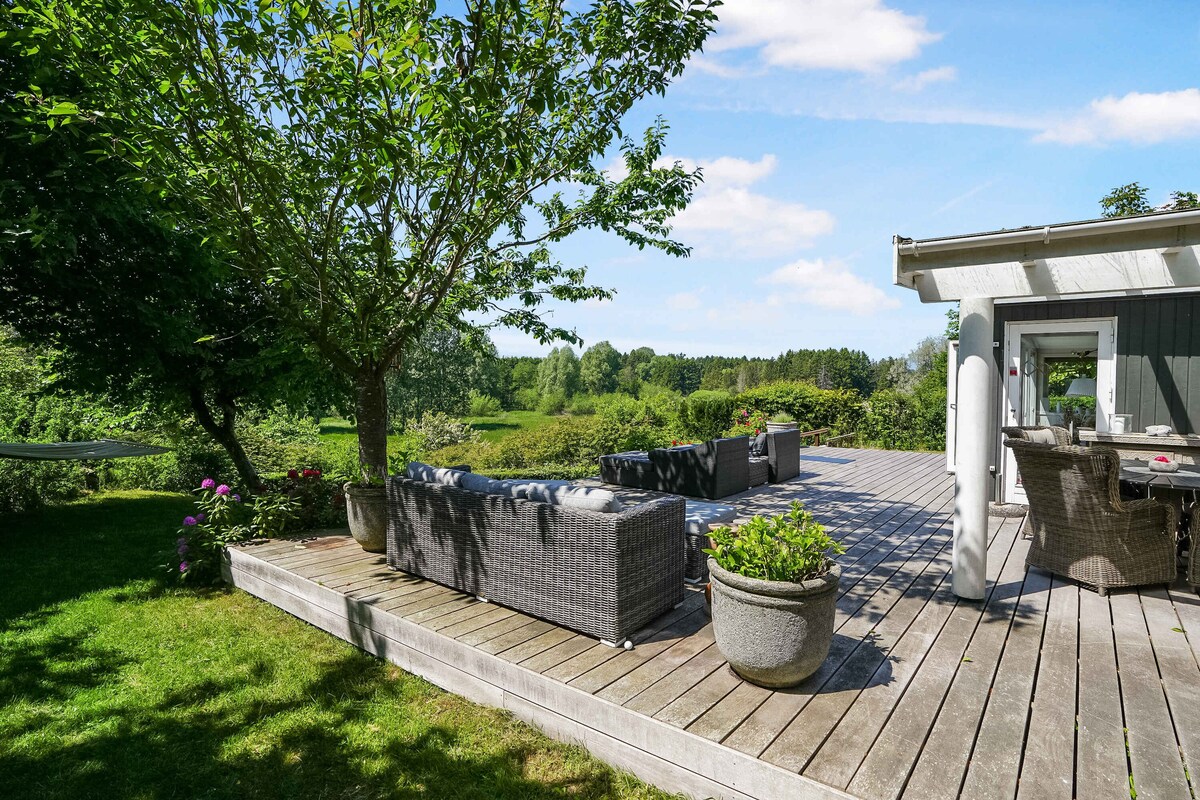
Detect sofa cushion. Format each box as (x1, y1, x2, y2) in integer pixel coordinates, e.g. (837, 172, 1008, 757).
(405, 461, 466, 487)
(523, 484, 621, 513)
(1024, 428, 1059, 445)
(749, 432, 768, 456)
(459, 471, 504, 495)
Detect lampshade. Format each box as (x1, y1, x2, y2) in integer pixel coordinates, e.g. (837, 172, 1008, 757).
(1065, 377, 1096, 397)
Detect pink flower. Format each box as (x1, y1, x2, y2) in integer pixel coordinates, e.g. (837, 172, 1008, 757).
(302, 468, 320, 479)
(200, 478, 216, 490)
(182, 516, 197, 526)
(1154, 456, 1171, 463)
(179, 562, 189, 573)
(215, 484, 231, 496)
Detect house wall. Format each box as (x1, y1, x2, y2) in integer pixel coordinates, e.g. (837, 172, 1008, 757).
(993, 292, 1200, 435)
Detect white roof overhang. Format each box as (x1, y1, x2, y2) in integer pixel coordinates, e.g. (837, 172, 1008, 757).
(894, 208, 1200, 303)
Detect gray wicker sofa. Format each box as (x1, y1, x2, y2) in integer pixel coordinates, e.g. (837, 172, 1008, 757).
(385, 474, 686, 644)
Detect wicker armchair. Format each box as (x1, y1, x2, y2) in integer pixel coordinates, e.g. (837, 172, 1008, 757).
(1004, 439, 1176, 594)
(1001, 425, 1073, 446)
(766, 429, 802, 483)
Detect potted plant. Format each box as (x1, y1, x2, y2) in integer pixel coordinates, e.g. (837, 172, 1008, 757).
(343, 477, 387, 553)
(765, 412, 798, 433)
(705, 502, 844, 688)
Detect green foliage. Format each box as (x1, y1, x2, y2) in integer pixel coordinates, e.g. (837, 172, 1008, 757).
(14, 0, 718, 476)
(705, 502, 844, 583)
(647, 354, 702, 394)
(566, 394, 597, 415)
(467, 390, 502, 418)
(680, 390, 735, 440)
(387, 327, 501, 423)
(769, 412, 795, 423)
(538, 347, 582, 398)
(406, 411, 480, 452)
(580, 341, 622, 395)
(734, 382, 864, 434)
(537, 390, 569, 415)
(1101, 182, 1199, 217)
(945, 308, 960, 341)
(862, 351, 947, 452)
(513, 388, 541, 411)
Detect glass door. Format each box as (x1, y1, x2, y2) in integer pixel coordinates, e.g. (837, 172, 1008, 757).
(1002, 319, 1115, 504)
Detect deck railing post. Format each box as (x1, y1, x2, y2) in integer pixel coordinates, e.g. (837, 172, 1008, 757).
(953, 296, 994, 600)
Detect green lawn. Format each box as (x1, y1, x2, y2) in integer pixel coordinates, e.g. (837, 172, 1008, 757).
(0, 492, 674, 800)
(462, 410, 558, 442)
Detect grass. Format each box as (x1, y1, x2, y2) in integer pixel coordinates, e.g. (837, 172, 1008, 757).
(0, 492, 676, 800)
(462, 410, 558, 442)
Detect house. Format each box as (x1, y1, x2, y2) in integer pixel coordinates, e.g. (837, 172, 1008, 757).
(893, 207, 1200, 598)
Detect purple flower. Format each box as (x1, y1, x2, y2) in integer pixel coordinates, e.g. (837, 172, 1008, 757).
(176, 537, 188, 546)
(196, 513, 206, 522)
(215, 484, 231, 496)
(183, 516, 197, 526)
(177, 543, 189, 556)
(232, 494, 241, 502)
(200, 478, 216, 490)
(179, 561, 189, 573)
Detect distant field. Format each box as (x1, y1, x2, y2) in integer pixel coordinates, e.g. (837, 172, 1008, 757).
(462, 410, 557, 442)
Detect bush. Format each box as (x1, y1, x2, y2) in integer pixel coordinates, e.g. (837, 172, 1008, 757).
(734, 382, 864, 434)
(512, 387, 541, 411)
(467, 390, 502, 417)
(406, 410, 480, 451)
(706, 502, 844, 582)
(680, 390, 734, 440)
(537, 390, 568, 415)
(566, 394, 597, 415)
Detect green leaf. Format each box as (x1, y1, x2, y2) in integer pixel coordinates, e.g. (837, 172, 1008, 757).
(47, 101, 79, 116)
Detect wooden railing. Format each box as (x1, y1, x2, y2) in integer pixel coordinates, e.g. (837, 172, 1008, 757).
(799, 427, 857, 447)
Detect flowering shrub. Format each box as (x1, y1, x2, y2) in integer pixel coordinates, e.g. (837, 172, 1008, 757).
(406, 410, 480, 451)
(169, 477, 299, 582)
(728, 408, 768, 438)
(269, 467, 346, 530)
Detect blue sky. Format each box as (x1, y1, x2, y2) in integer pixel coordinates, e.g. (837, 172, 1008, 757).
(493, 0, 1200, 360)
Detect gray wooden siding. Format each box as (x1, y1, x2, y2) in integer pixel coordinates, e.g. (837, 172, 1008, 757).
(994, 293, 1200, 434)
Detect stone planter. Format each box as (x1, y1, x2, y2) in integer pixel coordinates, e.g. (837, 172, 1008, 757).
(707, 557, 840, 688)
(343, 482, 387, 553)
(766, 421, 798, 433)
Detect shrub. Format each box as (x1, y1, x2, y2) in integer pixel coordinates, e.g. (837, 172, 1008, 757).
(566, 393, 597, 415)
(680, 390, 734, 441)
(406, 411, 480, 451)
(512, 387, 541, 411)
(705, 502, 844, 583)
(467, 390, 502, 417)
(537, 390, 568, 415)
(728, 408, 768, 438)
(734, 382, 865, 434)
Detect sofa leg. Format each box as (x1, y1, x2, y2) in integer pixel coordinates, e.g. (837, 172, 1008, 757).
(476, 595, 490, 603)
(601, 639, 634, 650)
(1098, 586, 1108, 597)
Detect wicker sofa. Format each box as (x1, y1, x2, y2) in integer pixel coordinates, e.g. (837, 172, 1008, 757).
(599, 432, 801, 500)
(1003, 437, 1177, 594)
(385, 475, 686, 644)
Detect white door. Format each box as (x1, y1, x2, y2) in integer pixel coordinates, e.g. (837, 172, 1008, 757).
(1001, 318, 1116, 504)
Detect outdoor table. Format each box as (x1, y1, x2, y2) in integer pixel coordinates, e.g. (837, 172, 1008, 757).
(1119, 460, 1197, 568)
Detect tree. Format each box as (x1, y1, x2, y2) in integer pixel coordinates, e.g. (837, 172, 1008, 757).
(580, 341, 622, 395)
(537, 346, 581, 398)
(618, 346, 656, 394)
(1100, 182, 1199, 218)
(386, 326, 499, 423)
(0, 29, 333, 489)
(17, 0, 718, 478)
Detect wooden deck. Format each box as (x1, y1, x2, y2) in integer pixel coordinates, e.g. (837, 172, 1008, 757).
(224, 447, 1200, 800)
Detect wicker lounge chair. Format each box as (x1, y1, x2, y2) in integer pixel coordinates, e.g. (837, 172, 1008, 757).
(1003, 438, 1176, 594)
(385, 476, 686, 644)
(766, 428, 802, 483)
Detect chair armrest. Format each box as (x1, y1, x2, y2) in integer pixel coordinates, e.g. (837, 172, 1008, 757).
(1120, 497, 1177, 540)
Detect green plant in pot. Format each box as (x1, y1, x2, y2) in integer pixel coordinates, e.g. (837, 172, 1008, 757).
(343, 476, 388, 553)
(766, 412, 798, 432)
(705, 502, 844, 688)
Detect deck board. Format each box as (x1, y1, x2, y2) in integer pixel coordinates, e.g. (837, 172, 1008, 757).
(224, 446, 1200, 800)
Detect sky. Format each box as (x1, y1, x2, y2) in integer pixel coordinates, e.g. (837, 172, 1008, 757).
(493, 0, 1200, 361)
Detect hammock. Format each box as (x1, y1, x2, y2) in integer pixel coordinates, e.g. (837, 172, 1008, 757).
(0, 439, 170, 461)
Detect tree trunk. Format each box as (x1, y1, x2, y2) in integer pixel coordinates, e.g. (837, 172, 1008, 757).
(189, 387, 261, 490)
(355, 367, 389, 482)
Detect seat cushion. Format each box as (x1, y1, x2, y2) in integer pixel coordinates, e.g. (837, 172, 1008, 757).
(684, 501, 738, 535)
(748, 456, 769, 487)
(749, 432, 768, 457)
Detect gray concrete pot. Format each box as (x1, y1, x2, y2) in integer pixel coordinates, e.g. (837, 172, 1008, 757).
(343, 482, 387, 553)
(707, 558, 840, 688)
(765, 421, 799, 433)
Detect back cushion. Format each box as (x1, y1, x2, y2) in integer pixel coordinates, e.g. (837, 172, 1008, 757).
(459, 471, 503, 495)
(1024, 428, 1058, 445)
(405, 461, 467, 487)
(524, 484, 621, 513)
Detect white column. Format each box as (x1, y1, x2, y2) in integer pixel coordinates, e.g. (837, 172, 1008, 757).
(953, 296, 994, 600)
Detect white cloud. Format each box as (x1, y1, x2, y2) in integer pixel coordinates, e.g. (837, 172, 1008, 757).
(666, 290, 704, 311)
(757, 259, 901, 315)
(1037, 88, 1200, 145)
(892, 65, 957, 92)
(669, 154, 836, 257)
(707, 0, 941, 74)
